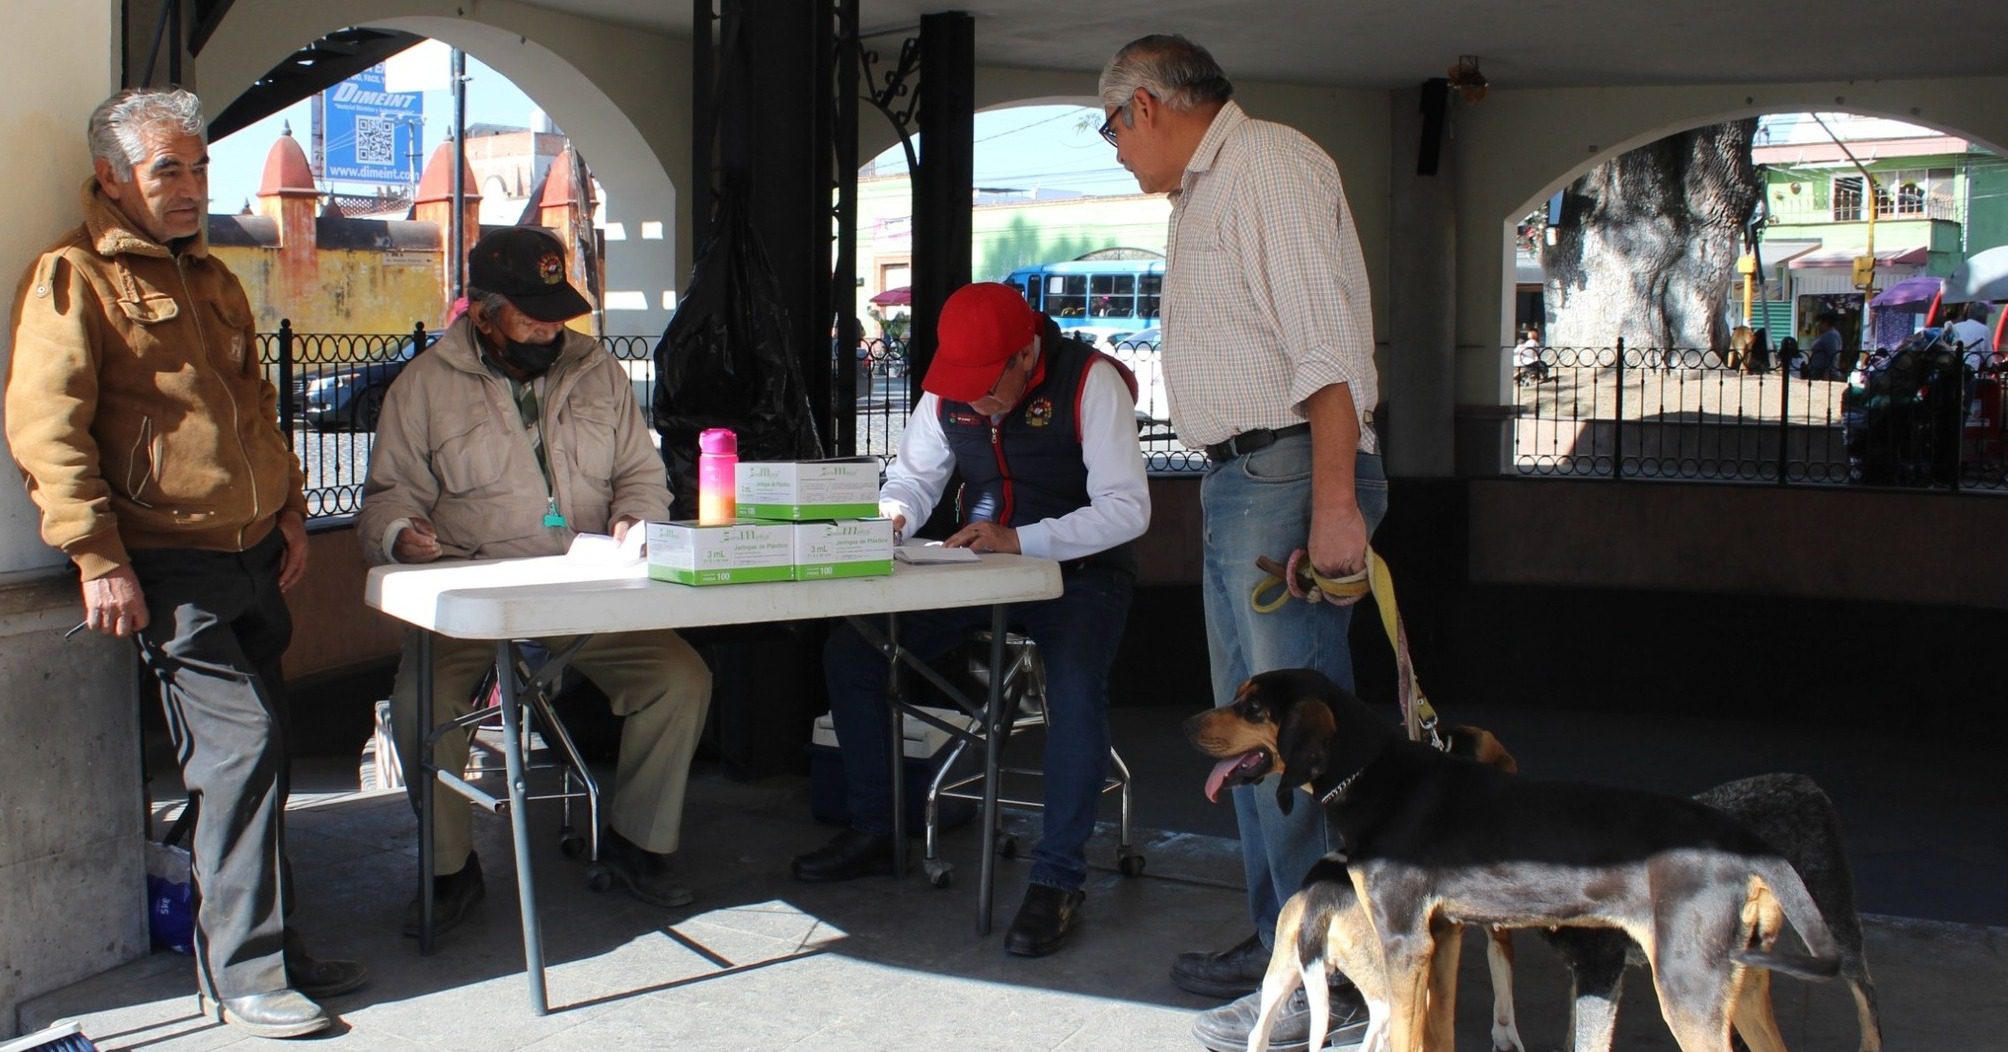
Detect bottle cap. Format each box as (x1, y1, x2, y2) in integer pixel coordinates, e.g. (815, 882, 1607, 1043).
(698, 428, 737, 455)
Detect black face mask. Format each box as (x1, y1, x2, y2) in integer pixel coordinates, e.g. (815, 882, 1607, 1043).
(495, 332, 564, 377)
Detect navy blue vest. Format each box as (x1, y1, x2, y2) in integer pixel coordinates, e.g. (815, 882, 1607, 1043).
(938, 323, 1136, 574)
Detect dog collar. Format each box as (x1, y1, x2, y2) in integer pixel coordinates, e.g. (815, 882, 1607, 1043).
(1319, 766, 1365, 806)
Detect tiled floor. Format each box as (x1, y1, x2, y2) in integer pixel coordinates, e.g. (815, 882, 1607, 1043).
(19, 703, 2005, 1050)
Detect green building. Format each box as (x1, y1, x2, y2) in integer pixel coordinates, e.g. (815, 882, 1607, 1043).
(1752, 114, 2007, 346)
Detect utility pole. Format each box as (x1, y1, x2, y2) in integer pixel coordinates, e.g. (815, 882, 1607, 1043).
(1813, 113, 1880, 351)
(451, 47, 467, 301)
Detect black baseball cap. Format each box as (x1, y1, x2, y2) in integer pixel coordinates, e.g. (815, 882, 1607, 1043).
(468, 227, 592, 322)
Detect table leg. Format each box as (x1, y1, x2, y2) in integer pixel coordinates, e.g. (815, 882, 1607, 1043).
(886, 613, 906, 877)
(977, 604, 1009, 936)
(417, 631, 435, 955)
(494, 640, 549, 1016)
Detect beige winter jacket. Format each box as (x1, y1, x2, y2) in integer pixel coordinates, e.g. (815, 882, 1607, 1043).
(5, 178, 307, 579)
(356, 316, 668, 564)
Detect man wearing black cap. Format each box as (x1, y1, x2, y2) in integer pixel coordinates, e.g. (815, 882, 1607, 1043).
(790, 282, 1150, 958)
(358, 227, 712, 934)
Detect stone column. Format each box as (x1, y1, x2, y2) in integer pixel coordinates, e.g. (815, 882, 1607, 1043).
(1385, 84, 1460, 477)
(0, 580, 145, 1037)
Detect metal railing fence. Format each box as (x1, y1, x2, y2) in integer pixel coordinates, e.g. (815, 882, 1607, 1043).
(1511, 339, 2007, 492)
(267, 327, 1220, 520)
(263, 322, 656, 518)
(269, 323, 2008, 521)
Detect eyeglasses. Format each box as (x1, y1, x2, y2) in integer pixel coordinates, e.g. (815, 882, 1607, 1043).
(976, 359, 1016, 404)
(1098, 103, 1130, 146)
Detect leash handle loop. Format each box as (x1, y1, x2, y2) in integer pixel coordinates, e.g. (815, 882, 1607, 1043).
(1251, 546, 1442, 744)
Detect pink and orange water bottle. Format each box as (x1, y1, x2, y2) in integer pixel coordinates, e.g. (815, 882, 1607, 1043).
(697, 428, 737, 524)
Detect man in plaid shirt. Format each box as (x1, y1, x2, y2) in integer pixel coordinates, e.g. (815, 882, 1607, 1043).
(1099, 34, 1387, 1051)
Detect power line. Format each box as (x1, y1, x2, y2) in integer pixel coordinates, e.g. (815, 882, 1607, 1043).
(971, 108, 1085, 144)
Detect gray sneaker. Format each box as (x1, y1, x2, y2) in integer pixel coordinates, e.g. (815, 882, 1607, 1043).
(1190, 984, 1368, 1052)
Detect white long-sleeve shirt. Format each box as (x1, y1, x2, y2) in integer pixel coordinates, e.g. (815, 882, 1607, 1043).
(879, 355, 1150, 563)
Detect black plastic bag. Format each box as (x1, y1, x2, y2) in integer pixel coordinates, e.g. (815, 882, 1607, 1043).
(653, 198, 823, 518)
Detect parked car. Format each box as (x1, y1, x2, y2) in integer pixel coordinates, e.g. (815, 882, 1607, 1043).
(296, 333, 434, 431)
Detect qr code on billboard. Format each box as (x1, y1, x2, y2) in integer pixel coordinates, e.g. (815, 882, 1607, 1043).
(355, 115, 394, 166)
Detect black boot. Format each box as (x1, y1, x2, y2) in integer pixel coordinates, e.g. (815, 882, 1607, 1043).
(283, 935, 369, 1000)
(401, 851, 486, 938)
(599, 830, 695, 908)
(1169, 931, 1268, 998)
(790, 828, 900, 882)
(1004, 884, 1084, 957)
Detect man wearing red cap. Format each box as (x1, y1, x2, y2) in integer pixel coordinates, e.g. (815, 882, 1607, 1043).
(792, 281, 1150, 958)
(358, 226, 712, 936)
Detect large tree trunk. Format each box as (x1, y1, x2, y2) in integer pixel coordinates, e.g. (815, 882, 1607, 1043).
(1542, 120, 1760, 355)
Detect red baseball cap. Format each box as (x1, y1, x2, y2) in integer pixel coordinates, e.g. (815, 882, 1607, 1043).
(921, 282, 1041, 402)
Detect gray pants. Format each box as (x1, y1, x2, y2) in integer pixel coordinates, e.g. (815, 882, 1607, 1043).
(132, 529, 293, 1000)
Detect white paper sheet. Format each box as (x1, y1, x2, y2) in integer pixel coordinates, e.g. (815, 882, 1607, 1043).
(893, 540, 981, 564)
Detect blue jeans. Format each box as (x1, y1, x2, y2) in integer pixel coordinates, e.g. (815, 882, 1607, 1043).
(823, 563, 1133, 892)
(1200, 439, 1388, 946)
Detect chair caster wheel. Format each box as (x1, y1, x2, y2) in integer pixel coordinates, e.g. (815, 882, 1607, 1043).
(1118, 851, 1146, 878)
(996, 835, 1019, 860)
(924, 860, 954, 888)
(585, 863, 613, 893)
(559, 830, 586, 859)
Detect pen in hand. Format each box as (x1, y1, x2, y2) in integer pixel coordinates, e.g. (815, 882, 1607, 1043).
(64, 620, 89, 639)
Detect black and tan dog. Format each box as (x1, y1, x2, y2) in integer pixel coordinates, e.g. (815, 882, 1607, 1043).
(1188, 669, 1842, 1052)
(1536, 773, 1882, 1052)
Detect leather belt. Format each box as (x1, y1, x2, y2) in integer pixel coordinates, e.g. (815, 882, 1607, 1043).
(1204, 422, 1310, 463)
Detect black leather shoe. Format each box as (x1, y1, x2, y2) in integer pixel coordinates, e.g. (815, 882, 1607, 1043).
(790, 828, 900, 883)
(599, 830, 695, 908)
(285, 949, 368, 999)
(401, 851, 486, 938)
(282, 928, 368, 999)
(1171, 931, 1270, 998)
(197, 989, 330, 1039)
(1004, 883, 1084, 957)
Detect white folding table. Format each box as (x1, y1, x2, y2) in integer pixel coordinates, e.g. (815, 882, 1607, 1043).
(364, 552, 1063, 1014)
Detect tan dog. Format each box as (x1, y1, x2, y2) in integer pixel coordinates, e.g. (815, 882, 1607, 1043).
(1245, 725, 1516, 1052)
(1190, 670, 1840, 1052)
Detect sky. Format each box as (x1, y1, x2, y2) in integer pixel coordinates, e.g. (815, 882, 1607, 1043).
(208, 50, 541, 212)
(862, 105, 1140, 198)
(208, 45, 1137, 211)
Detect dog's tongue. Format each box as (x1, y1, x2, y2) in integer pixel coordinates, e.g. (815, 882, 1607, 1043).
(1204, 751, 1263, 803)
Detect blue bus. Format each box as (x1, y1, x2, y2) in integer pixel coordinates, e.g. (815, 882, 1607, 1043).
(1002, 259, 1163, 346)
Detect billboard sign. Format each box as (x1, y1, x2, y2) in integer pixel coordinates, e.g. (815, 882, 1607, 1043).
(320, 64, 422, 186)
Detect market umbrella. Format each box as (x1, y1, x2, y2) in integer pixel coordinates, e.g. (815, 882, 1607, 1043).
(1869, 275, 1943, 312)
(1944, 245, 2008, 304)
(869, 285, 912, 307)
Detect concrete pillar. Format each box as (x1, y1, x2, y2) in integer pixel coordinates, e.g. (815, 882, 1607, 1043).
(0, 6, 160, 1034)
(0, 582, 145, 1038)
(909, 11, 974, 408)
(1385, 85, 1459, 477)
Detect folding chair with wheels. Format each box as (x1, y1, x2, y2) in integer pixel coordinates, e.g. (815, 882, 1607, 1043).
(920, 630, 1141, 889)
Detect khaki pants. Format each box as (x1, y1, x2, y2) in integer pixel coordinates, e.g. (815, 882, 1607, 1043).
(390, 628, 710, 875)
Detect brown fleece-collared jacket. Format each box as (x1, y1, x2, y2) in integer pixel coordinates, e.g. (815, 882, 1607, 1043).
(5, 178, 307, 580)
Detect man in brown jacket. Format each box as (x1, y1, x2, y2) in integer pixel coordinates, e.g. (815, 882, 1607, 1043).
(358, 227, 711, 935)
(4, 88, 362, 1039)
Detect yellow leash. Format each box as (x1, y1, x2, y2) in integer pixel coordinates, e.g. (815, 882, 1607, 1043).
(1251, 547, 1442, 747)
